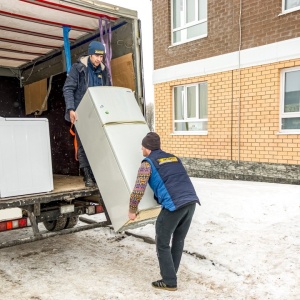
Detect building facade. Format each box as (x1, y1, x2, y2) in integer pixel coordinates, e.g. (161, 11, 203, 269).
(152, 0, 300, 184)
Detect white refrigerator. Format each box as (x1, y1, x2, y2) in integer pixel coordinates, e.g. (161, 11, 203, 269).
(75, 86, 160, 232)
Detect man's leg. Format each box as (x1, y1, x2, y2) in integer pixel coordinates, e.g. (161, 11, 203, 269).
(171, 203, 196, 273)
(155, 206, 191, 287)
(75, 130, 95, 187)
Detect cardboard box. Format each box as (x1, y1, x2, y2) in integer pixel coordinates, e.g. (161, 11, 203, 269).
(111, 53, 135, 92)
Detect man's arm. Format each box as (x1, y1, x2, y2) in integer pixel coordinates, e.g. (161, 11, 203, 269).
(63, 64, 79, 120)
(128, 161, 151, 220)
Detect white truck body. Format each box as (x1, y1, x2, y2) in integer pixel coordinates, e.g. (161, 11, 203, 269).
(0, 0, 151, 243)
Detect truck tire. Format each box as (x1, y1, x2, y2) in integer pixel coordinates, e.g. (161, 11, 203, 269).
(43, 216, 68, 232)
(64, 216, 79, 229)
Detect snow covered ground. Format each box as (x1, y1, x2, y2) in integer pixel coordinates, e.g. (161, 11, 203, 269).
(0, 178, 299, 300)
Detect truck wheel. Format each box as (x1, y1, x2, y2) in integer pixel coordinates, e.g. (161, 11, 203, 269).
(64, 216, 79, 229)
(43, 216, 68, 232)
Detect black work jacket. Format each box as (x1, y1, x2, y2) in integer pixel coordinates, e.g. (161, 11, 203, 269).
(63, 56, 111, 122)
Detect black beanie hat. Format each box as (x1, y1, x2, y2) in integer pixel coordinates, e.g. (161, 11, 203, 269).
(88, 41, 105, 55)
(142, 132, 161, 150)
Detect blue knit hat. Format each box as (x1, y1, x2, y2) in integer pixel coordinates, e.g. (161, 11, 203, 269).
(88, 41, 105, 55)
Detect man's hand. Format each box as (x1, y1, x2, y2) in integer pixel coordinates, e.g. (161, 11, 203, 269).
(69, 110, 77, 124)
(128, 212, 137, 220)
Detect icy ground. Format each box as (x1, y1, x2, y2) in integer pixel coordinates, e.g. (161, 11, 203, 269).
(0, 178, 299, 300)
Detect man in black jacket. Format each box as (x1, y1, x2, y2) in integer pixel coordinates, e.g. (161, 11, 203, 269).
(63, 40, 111, 187)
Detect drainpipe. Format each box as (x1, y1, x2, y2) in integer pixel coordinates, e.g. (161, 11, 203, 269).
(238, 0, 242, 163)
(231, 70, 233, 160)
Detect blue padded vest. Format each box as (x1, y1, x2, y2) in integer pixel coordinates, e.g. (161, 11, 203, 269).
(144, 150, 200, 211)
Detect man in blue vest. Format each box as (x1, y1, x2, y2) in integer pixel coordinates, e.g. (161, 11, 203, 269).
(128, 132, 200, 291)
(63, 40, 111, 187)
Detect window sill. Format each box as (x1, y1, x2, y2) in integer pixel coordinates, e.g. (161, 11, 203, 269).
(169, 34, 208, 48)
(278, 6, 300, 16)
(276, 131, 300, 135)
(171, 131, 208, 136)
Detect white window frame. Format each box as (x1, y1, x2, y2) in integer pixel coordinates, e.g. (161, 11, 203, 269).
(282, 0, 300, 14)
(173, 82, 208, 135)
(171, 0, 208, 46)
(279, 66, 300, 134)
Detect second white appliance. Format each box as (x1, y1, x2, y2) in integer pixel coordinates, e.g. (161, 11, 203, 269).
(0, 117, 53, 198)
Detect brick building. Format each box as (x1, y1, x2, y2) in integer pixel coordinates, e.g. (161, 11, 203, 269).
(151, 0, 300, 184)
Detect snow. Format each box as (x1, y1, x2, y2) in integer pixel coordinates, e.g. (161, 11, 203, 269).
(0, 178, 299, 300)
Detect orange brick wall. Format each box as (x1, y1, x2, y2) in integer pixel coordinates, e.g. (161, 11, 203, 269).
(154, 59, 300, 165)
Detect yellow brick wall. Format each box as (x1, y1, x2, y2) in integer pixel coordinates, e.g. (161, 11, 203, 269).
(154, 59, 300, 164)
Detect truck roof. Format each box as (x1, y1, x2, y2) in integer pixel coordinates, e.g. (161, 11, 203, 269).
(0, 0, 137, 72)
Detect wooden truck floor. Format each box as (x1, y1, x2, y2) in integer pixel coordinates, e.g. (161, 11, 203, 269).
(0, 175, 100, 209)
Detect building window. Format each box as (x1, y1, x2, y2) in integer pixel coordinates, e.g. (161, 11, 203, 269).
(283, 0, 300, 12)
(280, 67, 300, 132)
(172, 0, 207, 45)
(173, 82, 208, 133)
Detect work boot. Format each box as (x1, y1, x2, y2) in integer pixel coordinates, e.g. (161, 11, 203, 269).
(151, 280, 177, 291)
(82, 167, 95, 187)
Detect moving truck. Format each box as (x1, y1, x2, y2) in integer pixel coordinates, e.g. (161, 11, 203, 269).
(0, 0, 149, 246)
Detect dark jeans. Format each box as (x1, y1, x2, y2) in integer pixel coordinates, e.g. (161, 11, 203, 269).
(155, 203, 196, 286)
(75, 129, 90, 169)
